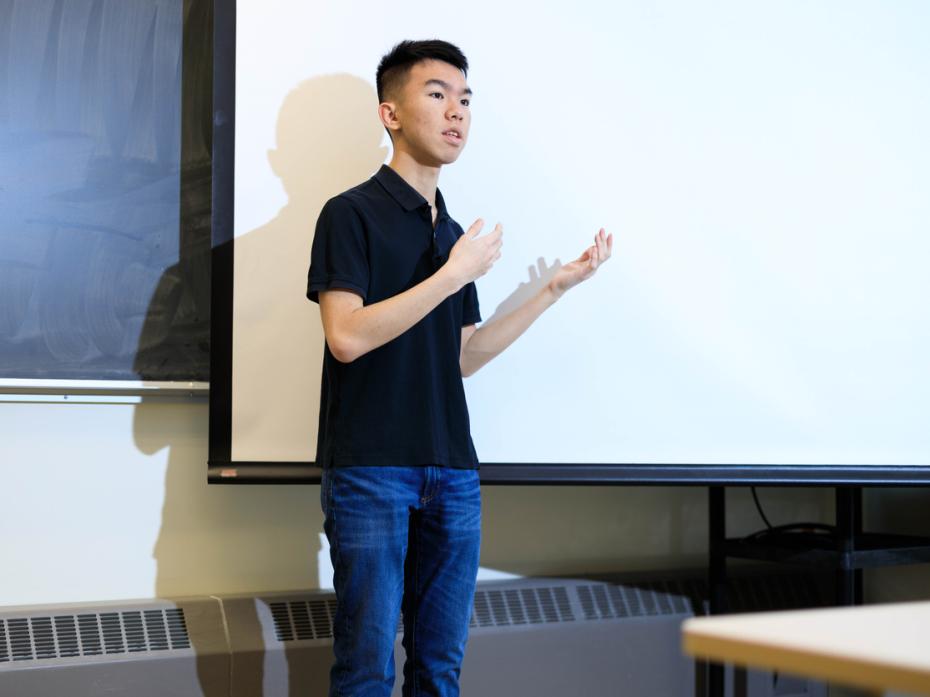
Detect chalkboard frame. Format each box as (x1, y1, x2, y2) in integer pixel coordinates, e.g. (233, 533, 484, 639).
(0, 0, 212, 394)
(206, 0, 929, 486)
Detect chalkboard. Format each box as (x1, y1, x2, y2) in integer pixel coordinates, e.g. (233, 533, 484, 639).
(0, 0, 211, 382)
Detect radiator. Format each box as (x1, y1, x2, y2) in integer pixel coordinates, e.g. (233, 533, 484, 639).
(0, 569, 830, 697)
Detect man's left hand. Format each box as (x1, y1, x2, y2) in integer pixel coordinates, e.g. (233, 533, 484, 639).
(547, 228, 613, 298)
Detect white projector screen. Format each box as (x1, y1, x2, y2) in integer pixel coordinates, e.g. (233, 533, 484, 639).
(224, 1, 930, 470)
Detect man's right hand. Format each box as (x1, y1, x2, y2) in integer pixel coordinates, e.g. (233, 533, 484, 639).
(443, 219, 503, 289)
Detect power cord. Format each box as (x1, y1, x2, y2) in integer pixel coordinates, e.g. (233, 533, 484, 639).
(745, 487, 836, 542)
(751, 486, 774, 530)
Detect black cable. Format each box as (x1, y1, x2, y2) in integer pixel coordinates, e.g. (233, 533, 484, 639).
(751, 486, 774, 530)
(742, 522, 837, 543)
(745, 487, 836, 543)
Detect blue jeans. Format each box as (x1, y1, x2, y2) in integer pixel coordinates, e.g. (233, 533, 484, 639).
(320, 465, 482, 697)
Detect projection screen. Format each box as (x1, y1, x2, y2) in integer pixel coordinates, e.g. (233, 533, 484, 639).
(209, 0, 930, 483)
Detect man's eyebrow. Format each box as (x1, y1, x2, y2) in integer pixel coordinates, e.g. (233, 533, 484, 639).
(424, 79, 473, 96)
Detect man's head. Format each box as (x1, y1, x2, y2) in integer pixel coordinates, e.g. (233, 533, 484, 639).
(376, 39, 468, 105)
(376, 40, 472, 166)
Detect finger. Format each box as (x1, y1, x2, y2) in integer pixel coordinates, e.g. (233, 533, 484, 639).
(588, 245, 598, 269)
(597, 229, 610, 261)
(486, 231, 504, 250)
(466, 218, 484, 237)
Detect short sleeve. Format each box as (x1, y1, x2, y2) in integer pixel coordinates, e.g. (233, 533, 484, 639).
(462, 281, 481, 326)
(307, 196, 369, 304)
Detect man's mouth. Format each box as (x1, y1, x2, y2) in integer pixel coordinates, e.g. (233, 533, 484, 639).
(442, 129, 462, 142)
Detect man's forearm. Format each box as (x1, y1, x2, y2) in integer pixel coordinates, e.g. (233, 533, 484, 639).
(332, 269, 461, 362)
(461, 285, 559, 376)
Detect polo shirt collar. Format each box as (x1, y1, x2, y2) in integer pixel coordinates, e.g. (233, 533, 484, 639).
(374, 165, 450, 220)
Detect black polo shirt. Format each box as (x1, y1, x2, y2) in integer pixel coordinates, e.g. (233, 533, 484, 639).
(307, 165, 482, 469)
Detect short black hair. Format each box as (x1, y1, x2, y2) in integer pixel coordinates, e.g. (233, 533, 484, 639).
(376, 39, 468, 104)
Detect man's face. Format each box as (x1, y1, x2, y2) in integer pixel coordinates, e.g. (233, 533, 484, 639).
(388, 59, 472, 166)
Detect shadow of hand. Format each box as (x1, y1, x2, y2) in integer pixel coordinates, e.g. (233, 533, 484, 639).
(485, 257, 562, 324)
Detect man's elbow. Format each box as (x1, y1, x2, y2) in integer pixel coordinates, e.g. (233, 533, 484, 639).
(327, 333, 363, 364)
(460, 359, 477, 378)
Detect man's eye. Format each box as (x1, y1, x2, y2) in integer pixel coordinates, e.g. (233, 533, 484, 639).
(461, 99, 470, 107)
(429, 92, 444, 99)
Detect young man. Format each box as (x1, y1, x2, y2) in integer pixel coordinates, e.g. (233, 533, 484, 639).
(307, 40, 612, 697)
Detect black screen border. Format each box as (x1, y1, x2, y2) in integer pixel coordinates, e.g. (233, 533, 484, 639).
(207, 0, 929, 486)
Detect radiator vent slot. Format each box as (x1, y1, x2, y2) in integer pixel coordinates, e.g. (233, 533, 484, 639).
(0, 609, 190, 663)
(471, 586, 575, 628)
(269, 600, 338, 641)
(577, 580, 700, 620)
(575, 574, 823, 622)
(269, 588, 578, 640)
(265, 573, 826, 642)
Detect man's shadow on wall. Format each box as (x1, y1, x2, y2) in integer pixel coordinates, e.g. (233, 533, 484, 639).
(231, 74, 387, 466)
(133, 72, 387, 697)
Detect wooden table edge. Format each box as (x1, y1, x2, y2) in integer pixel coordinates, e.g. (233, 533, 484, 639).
(682, 625, 930, 697)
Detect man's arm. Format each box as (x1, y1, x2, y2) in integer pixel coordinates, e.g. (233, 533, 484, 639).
(320, 220, 502, 363)
(459, 287, 557, 377)
(460, 228, 612, 377)
(320, 273, 459, 362)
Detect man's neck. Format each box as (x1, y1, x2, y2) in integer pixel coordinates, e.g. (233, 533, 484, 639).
(388, 150, 441, 210)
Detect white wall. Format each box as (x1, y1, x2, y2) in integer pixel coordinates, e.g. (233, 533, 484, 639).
(1, 397, 843, 607)
(1, 398, 318, 604)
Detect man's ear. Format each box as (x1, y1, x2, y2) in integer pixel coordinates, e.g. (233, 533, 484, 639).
(378, 100, 401, 135)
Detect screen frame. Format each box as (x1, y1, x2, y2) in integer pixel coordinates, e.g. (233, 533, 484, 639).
(207, 0, 929, 486)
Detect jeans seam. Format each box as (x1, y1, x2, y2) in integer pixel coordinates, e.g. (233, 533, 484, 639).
(412, 518, 421, 697)
(328, 473, 350, 697)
